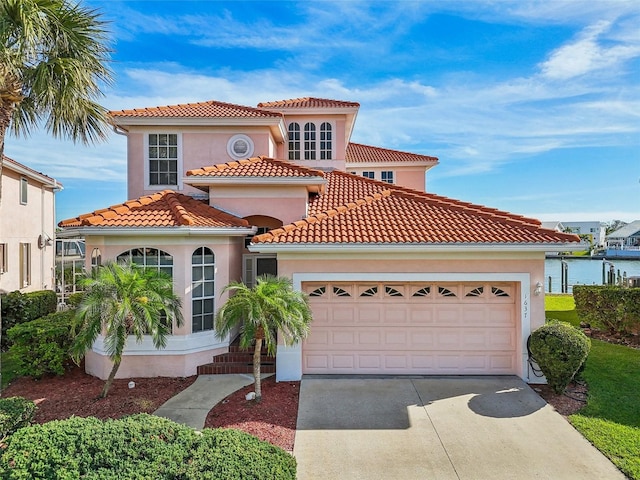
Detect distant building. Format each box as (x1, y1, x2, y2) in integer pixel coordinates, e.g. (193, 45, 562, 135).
(605, 220, 640, 258)
(0, 156, 61, 293)
(560, 221, 607, 248)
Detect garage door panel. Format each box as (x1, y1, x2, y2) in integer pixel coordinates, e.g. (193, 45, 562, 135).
(302, 282, 518, 375)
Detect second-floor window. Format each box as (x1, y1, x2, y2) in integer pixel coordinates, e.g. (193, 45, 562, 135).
(304, 123, 316, 160)
(20, 177, 28, 204)
(362, 171, 374, 179)
(288, 122, 334, 160)
(381, 171, 394, 184)
(288, 123, 301, 160)
(148, 133, 178, 186)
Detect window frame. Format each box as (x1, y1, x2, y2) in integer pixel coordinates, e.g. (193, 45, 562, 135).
(362, 171, 375, 179)
(320, 122, 332, 160)
(0, 243, 7, 274)
(288, 122, 301, 160)
(20, 177, 28, 205)
(144, 132, 182, 190)
(304, 122, 317, 160)
(191, 247, 215, 333)
(381, 171, 394, 184)
(19, 242, 31, 288)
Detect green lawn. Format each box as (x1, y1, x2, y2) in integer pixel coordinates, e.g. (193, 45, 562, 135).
(545, 294, 640, 479)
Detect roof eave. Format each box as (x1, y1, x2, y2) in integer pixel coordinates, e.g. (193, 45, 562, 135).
(248, 242, 582, 253)
(58, 226, 256, 237)
(3, 159, 60, 189)
(183, 176, 327, 191)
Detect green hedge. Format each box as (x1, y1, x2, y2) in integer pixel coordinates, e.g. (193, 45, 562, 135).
(0, 397, 37, 442)
(0, 414, 296, 479)
(529, 320, 591, 394)
(7, 310, 75, 378)
(1, 290, 57, 351)
(573, 285, 640, 334)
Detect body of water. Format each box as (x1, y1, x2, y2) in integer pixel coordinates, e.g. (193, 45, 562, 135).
(545, 257, 640, 293)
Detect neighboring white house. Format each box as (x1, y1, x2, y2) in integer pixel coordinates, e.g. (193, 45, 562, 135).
(560, 221, 607, 248)
(0, 156, 61, 294)
(605, 220, 640, 258)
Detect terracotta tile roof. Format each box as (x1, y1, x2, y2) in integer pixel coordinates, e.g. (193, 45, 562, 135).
(109, 100, 282, 119)
(253, 172, 581, 245)
(257, 97, 360, 109)
(58, 190, 249, 228)
(346, 143, 438, 164)
(186, 156, 325, 178)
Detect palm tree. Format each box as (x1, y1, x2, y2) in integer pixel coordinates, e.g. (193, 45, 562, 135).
(215, 275, 312, 402)
(71, 261, 183, 398)
(0, 0, 112, 202)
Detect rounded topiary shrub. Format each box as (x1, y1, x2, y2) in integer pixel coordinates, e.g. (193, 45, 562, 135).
(0, 414, 296, 480)
(529, 320, 591, 394)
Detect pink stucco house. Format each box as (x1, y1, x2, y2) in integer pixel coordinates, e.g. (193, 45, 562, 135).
(58, 97, 580, 383)
(0, 156, 60, 294)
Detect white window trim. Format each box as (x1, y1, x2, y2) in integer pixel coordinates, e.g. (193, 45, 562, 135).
(144, 132, 183, 191)
(381, 171, 394, 184)
(19, 242, 31, 288)
(20, 177, 28, 205)
(0, 243, 7, 274)
(191, 247, 216, 333)
(298, 121, 334, 161)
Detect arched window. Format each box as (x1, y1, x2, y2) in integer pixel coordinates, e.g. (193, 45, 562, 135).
(288, 123, 300, 160)
(116, 247, 174, 331)
(91, 248, 101, 268)
(192, 247, 215, 333)
(320, 122, 332, 159)
(117, 247, 173, 278)
(304, 122, 316, 160)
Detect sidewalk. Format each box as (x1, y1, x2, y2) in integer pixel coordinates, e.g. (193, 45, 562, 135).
(154, 374, 260, 429)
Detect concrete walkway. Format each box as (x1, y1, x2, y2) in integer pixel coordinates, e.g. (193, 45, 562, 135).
(294, 376, 624, 480)
(154, 374, 260, 429)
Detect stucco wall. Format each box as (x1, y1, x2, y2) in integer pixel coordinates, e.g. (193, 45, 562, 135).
(0, 166, 56, 293)
(126, 126, 279, 199)
(81, 233, 245, 379)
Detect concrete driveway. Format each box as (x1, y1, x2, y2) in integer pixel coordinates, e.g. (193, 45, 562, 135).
(294, 376, 623, 480)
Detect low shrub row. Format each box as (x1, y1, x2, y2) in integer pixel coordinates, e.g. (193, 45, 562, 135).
(0, 414, 296, 479)
(573, 285, 640, 334)
(1, 290, 57, 351)
(7, 310, 76, 378)
(0, 397, 37, 442)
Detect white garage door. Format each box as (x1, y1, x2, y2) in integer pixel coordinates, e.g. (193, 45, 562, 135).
(302, 282, 518, 375)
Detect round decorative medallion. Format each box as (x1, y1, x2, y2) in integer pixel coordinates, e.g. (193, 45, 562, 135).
(227, 134, 254, 159)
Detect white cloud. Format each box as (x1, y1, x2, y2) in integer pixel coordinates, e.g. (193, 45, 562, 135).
(539, 20, 640, 80)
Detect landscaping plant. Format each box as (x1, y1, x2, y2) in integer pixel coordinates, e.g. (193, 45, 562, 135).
(0, 414, 296, 479)
(0, 397, 36, 442)
(215, 275, 312, 401)
(71, 260, 183, 398)
(7, 310, 75, 378)
(529, 320, 591, 394)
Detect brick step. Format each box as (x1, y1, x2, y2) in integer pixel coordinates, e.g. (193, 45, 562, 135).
(197, 361, 276, 375)
(212, 352, 275, 364)
(228, 344, 271, 355)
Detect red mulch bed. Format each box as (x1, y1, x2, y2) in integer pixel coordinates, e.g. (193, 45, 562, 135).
(530, 381, 588, 417)
(2, 364, 196, 423)
(205, 376, 300, 452)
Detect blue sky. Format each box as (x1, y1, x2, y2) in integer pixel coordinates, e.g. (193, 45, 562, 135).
(5, 0, 639, 224)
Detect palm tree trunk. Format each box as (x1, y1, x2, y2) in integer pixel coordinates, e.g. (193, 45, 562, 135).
(253, 337, 262, 402)
(101, 359, 121, 398)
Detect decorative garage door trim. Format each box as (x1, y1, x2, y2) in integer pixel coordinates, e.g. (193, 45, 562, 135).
(276, 272, 532, 382)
